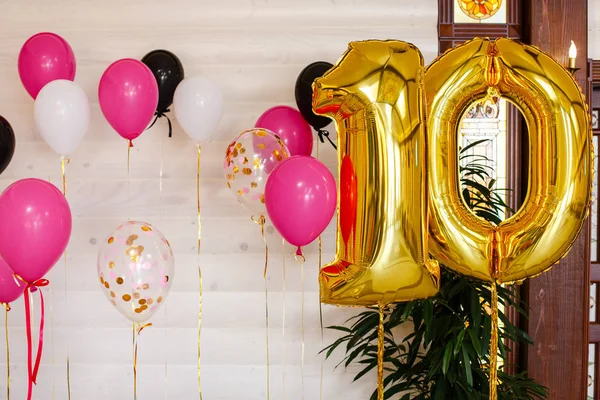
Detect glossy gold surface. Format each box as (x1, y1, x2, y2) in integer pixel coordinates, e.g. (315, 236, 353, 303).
(425, 38, 592, 283)
(313, 40, 440, 306)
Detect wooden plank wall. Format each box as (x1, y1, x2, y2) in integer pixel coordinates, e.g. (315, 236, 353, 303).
(0, 1, 438, 399)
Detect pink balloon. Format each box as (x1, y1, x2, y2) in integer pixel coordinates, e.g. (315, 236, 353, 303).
(256, 105, 313, 157)
(0, 179, 72, 283)
(265, 156, 336, 248)
(18, 32, 76, 99)
(0, 256, 25, 305)
(98, 59, 158, 144)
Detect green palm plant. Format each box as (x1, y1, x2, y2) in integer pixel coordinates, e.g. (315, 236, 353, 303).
(323, 139, 548, 399)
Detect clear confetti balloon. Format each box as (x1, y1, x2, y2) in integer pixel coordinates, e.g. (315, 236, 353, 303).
(224, 128, 290, 217)
(97, 221, 175, 324)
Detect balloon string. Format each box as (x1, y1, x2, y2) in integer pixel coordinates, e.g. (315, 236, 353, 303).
(48, 285, 55, 400)
(133, 324, 136, 400)
(316, 125, 324, 400)
(281, 239, 286, 400)
(159, 139, 168, 400)
(196, 144, 203, 400)
(147, 110, 173, 138)
(489, 282, 499, 400)
(19, 278, 49, 400)
(317, 130, 336, 150)
(127, 143, 131, 221)
(4, 305, 9, 400)
(294, 249, 305, 400)
(164, 304, 169, 400)
(318, 236, 324, 400)
(377, 304, 385, 400)
(147, 114, 159, 130)
(252, 215, 270, 400)
(133, 323, 152, 400)
(60, 156, 71, 400)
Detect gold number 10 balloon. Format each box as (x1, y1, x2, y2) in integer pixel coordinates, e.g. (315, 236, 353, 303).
(313, 37, 592, 307)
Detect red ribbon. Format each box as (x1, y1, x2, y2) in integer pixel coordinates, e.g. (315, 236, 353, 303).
(22, 278, 48, 400)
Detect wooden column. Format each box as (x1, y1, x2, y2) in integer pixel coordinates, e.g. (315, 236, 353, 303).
(521, 1, 590, 398)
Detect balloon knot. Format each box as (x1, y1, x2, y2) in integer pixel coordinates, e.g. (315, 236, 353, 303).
(317, 129, 337, 150)
(129, 140, 134, 148)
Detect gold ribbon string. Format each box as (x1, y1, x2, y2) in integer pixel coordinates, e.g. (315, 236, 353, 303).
(49, 285, 55, 400)
(127, 143, 132, 221)
(318, 236, 324, 400)
(377, 304, 385, 400)
(60, 156, 71, 400)
(252, 215, 270, 400)
(160, 140, 168, 400)
(196, 144, 203, 400)
(294, 249, 306, 400)
(133, 323, 152, 400)
(281, 239, 286, 400)
(489, 282, 499, 400)
(316, 128, 325, 400)
(4, 304, 9, 400)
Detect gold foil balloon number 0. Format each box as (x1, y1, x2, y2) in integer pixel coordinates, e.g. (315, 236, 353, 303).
(313, 38, 592, 307)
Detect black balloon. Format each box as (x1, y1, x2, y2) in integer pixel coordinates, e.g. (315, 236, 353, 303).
(0, 116, 15, 175)
(142, 50, 184, 114)
(295, 61, 333, 130)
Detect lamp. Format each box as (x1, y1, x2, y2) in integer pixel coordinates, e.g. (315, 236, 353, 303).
(567, 40, 580, 74)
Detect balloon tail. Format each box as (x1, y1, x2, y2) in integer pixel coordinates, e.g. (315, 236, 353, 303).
(281, 239, 286, 400)
(165, 114, 173, 138)
(60, 156, 71, 400)
(146, 111, 173, 138)
(377, 304, 385, 400)
(196, 144, 204, 400)
(5, 305, 9, 400)
(295, 247, 305, 262)
(147, 113, 160, 130)
(489, 282, 499, 400)
(317, 129, 337, 150)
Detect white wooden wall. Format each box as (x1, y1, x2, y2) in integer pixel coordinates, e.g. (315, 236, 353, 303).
(591, 0, 600, 59)
(0, 1, 438, 398)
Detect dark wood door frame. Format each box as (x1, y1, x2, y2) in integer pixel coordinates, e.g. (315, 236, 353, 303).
(522, 3, 589, 398)
(588, 58, 600, 399)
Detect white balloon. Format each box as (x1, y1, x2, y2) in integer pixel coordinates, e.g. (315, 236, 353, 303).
(34, 80, 90, 157)
(173, 76, 223, 143)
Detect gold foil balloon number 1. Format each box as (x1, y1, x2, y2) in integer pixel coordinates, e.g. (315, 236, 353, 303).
(313, 38, 592, 400)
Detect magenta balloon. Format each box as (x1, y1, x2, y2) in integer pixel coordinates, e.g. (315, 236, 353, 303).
(98, 59, 158, 144)
(0, 256, 25, 304)
(256, 105, 313, 157)
(265, 156, 336, 248)
(0, 179, 72, 283)
(18, 32, 76, 99)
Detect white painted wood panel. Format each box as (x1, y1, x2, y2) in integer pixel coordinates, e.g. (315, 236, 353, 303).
(590, 0, 600, 59)
(0, 0, 438, 398)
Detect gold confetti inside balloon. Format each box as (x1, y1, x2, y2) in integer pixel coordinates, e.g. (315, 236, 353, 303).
(224, 128, 290, 217)
(97, 221, 175, 323)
